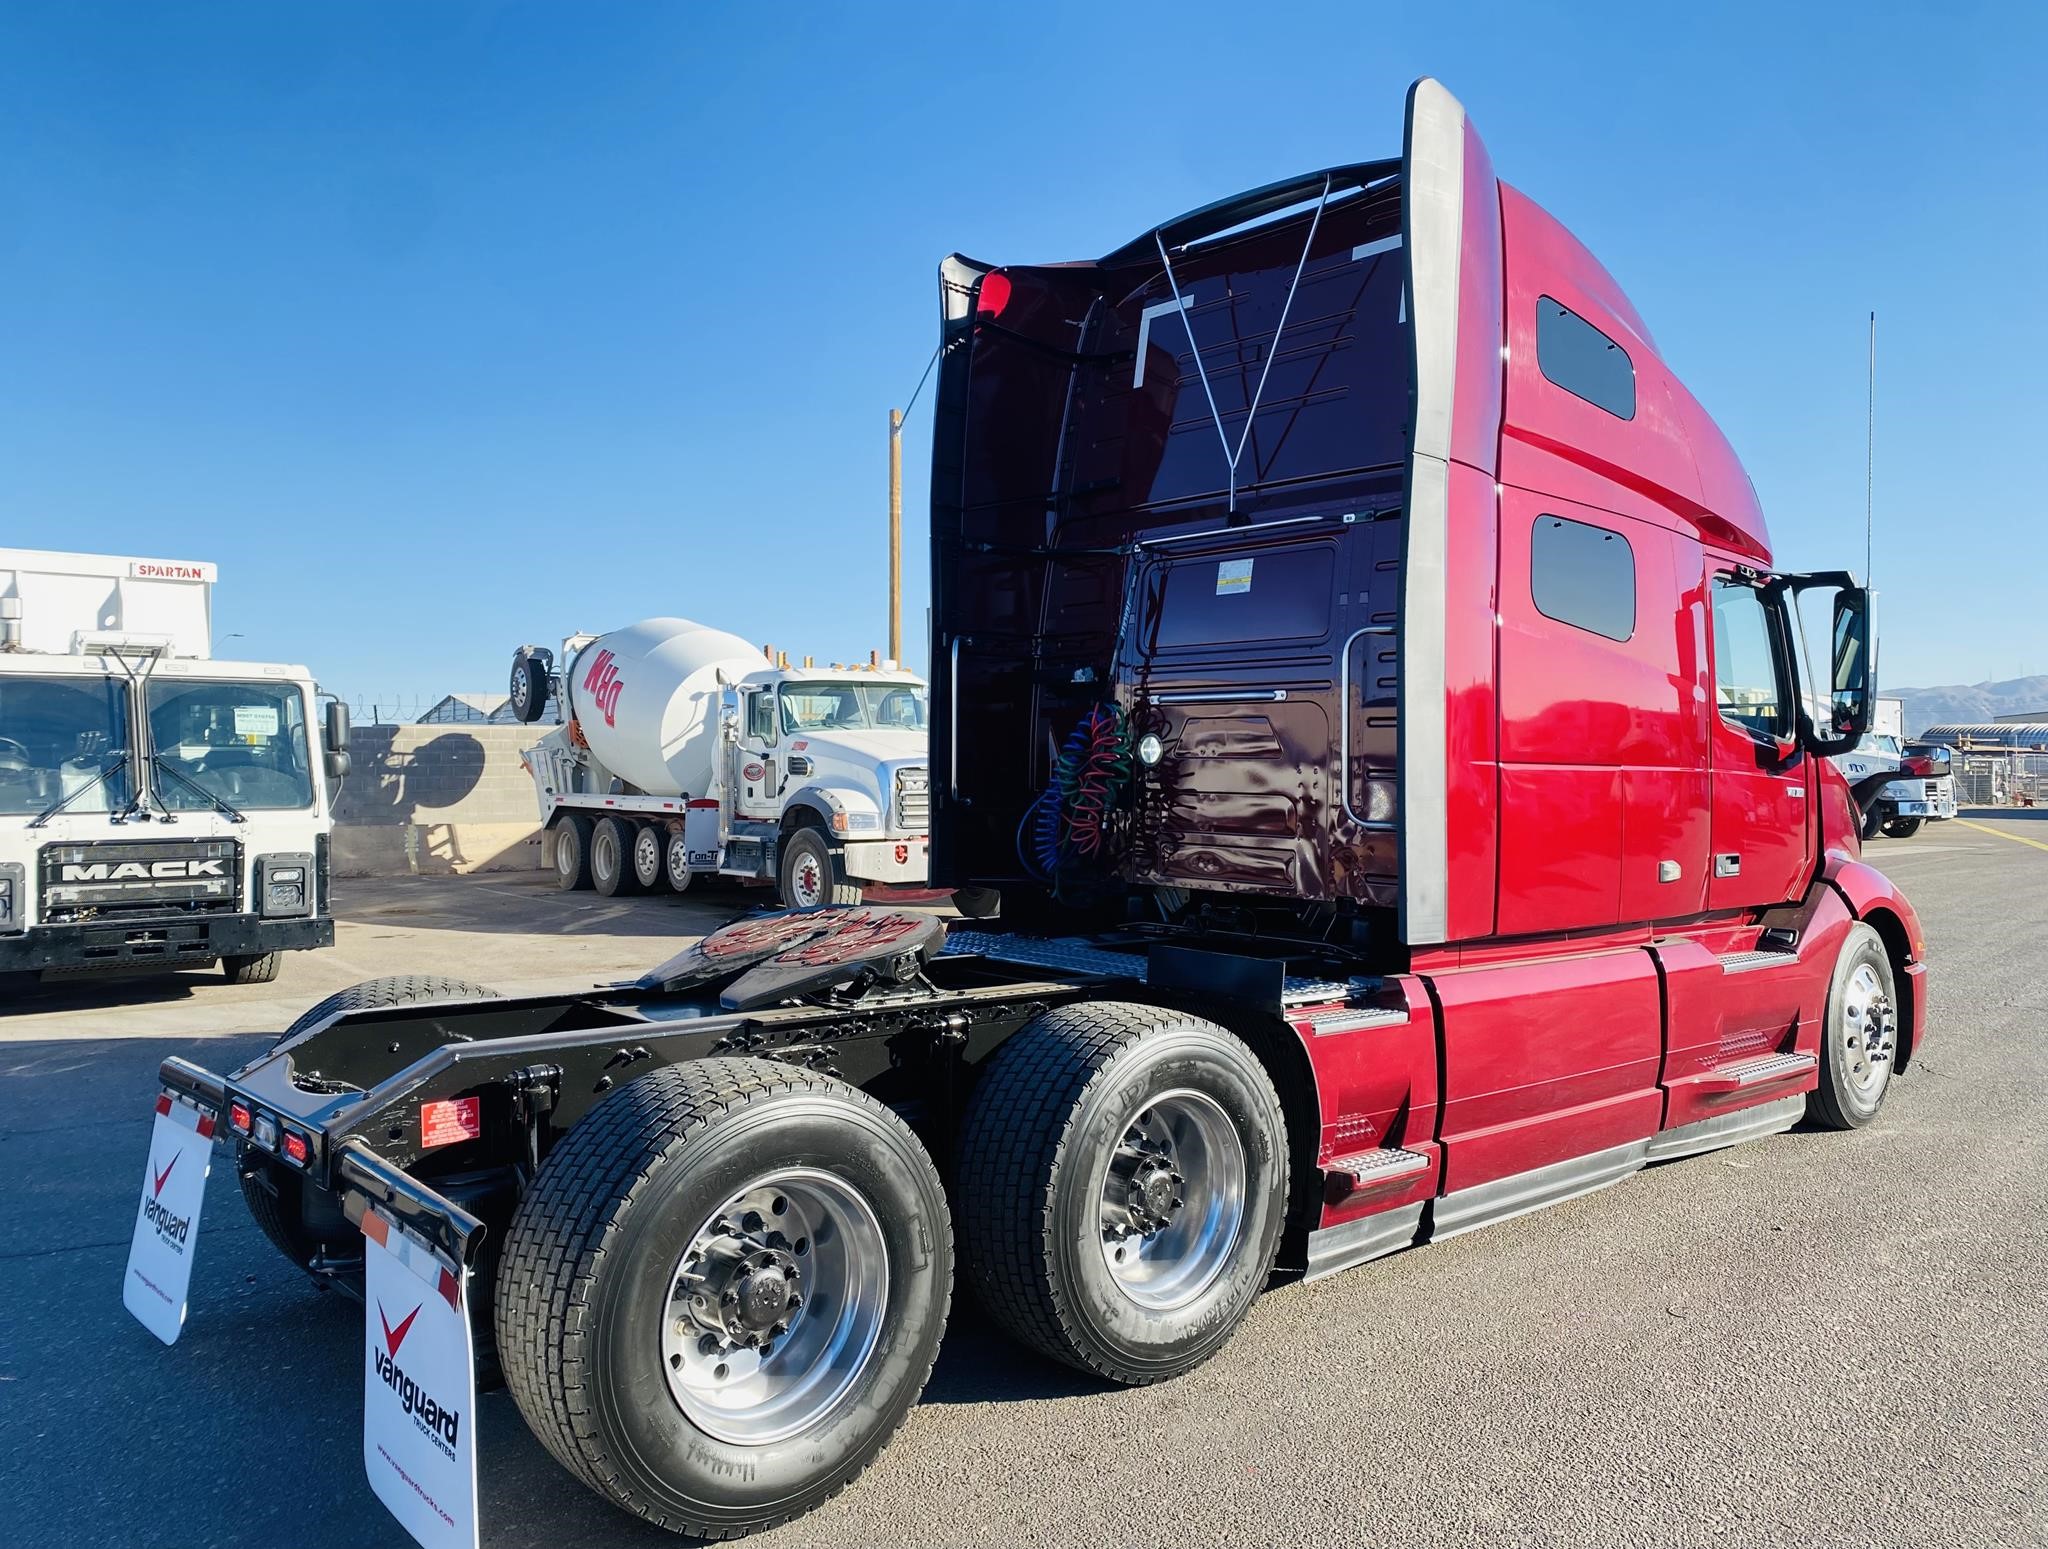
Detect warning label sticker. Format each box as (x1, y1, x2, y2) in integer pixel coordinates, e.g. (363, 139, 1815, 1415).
(1216, 558, 1254, 595)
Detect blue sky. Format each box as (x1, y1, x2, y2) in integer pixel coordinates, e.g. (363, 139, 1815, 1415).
(3, 1, 2042, 712)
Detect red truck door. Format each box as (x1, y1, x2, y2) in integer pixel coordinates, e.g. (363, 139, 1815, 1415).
(1705, 571, 1812, 909)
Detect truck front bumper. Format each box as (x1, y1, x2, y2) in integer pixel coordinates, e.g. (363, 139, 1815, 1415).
(843, 837, 930, 884)
(1877, 777, 1956, 821)
(0, 913, 333, 975)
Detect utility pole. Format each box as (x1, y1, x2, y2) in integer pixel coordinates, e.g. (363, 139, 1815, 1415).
(888, 407, 903, 665)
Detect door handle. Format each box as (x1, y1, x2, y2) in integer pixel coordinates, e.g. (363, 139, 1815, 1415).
(1713, 854, 1741, 878)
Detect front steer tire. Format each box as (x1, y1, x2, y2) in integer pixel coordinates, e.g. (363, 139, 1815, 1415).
(957, 1002, 1288, 1386)
(777, 823, 861, 909)
(1807, 922, 1899, 1131)
(494, 1059, 953, 1539)
(221, 950, 282, 984)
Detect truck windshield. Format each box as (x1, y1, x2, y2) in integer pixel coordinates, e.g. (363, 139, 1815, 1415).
(0, 674, 133, 816)
(779, 682, 927, 734)
(145, 680, 313, 810)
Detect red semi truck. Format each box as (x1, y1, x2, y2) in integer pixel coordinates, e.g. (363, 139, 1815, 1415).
(126, 79, 1923, 1544)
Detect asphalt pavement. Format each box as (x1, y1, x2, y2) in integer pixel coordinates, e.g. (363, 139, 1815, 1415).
(2, 823, 2043, 1548)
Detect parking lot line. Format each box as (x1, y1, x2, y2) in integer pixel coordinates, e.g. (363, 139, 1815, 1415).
(1952, 818, 2048, 854)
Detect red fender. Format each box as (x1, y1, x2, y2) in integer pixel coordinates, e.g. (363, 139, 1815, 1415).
(1823, 852, 1929, 1069)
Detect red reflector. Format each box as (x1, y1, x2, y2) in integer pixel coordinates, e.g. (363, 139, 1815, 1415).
(281, 1131, 310, 1166)
(229, 1102, 252, 1133)
(421, 1096, 481, 1149)
(976, 271, 1012, 319)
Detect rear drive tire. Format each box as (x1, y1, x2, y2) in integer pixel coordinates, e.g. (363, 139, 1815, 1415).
(664, 830, 694, 893)
(957, 1002, 1288, 1385)
(1880, 816, 1922, 838)
(1808, 922, 1899, 1130)
(778, 825, 860, 909)
(221, 951, 282, 984)
(591, 815, 642, 897)
(494, 1059, 952, 1539)
(554, 814, 595, 892)
(632, 823, 668, 892)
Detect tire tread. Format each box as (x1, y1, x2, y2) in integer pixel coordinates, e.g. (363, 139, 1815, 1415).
(956, 1001, 1193, 1382)
(494, 1058, 949, 1538)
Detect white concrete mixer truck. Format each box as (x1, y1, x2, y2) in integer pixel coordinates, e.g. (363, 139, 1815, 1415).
(509, 619, 984, 912)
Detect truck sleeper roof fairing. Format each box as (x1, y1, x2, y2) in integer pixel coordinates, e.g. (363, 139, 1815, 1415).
(928, 76, 1775, 946)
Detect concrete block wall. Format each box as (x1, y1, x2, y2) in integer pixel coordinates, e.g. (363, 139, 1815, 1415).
(330, 725, 546, 877)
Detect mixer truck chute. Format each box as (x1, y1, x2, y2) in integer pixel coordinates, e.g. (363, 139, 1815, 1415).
(507, 617, 965, 911)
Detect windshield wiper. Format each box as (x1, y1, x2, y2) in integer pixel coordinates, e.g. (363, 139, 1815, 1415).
(148, 754, 247, 824)
(27, 754, 132, 829)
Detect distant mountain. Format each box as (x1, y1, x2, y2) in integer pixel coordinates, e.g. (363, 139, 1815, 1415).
(1887, 675, 2048, 737)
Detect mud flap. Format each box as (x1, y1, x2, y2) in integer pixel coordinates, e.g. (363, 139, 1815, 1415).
(362, 1203, 479, 1549)
(123, 1091, 218, 1346)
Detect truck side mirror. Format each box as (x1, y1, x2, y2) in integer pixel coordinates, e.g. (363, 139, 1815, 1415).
(1779, 574, 1872, 758)
(324, 700, 353, 781)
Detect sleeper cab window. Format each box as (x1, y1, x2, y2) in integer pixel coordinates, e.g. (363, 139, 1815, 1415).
(1536, 296, 1636, 419)
(1710, 577, 1789, 739)
(1530, 515, 1635, 642)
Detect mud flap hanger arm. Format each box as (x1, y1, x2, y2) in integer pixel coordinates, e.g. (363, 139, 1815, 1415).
(338, 1143, 487, 1272)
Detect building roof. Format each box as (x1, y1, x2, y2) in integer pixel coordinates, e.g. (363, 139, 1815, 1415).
(1919, 723, 2048, 750)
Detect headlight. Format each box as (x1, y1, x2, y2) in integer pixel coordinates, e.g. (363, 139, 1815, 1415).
(257, 854, 314, 917)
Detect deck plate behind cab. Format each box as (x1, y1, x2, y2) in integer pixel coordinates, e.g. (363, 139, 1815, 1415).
(639, 908, 944, 1010)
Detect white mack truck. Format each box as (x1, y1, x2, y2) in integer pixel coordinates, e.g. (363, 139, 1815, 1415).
(0, 548, 349, 992)
(509, 618, 987, 912)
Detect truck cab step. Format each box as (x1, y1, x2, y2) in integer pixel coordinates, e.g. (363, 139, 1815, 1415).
(1715, 948, 1799, 974)
(1322, 1146, 1430, 1204)
(1693, 1050, 1817, 1093)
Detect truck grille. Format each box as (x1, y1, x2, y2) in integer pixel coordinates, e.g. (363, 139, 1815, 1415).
(39, 838, 242, 922)
(894, 767, 930, 831)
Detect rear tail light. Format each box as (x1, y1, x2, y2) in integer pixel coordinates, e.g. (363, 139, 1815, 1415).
(229, 1101, 252, 1133)
(976, 271, 1012, 319)
(281, 1131, 310, 1167)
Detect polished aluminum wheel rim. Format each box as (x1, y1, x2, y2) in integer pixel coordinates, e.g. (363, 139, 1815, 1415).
(1097, 1089, 1245, 1310)
(1840, 961, 1896, 1099)
(660, 1169, 888, 1445)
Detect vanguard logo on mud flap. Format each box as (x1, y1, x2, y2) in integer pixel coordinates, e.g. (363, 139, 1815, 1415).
(142, 1152, 192, 1246)
(374, 1302, 462, 1450)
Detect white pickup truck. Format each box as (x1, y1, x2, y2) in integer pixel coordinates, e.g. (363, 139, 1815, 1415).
(1832, 732, 1957, 838)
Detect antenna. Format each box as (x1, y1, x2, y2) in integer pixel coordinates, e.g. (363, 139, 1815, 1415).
(1865, 311, 1875, 587)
